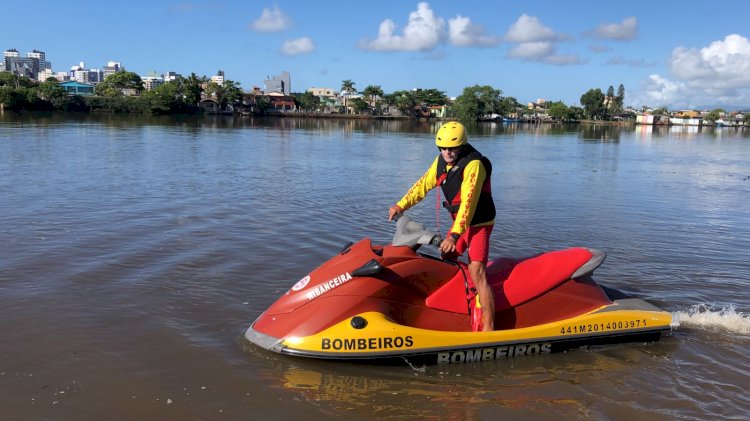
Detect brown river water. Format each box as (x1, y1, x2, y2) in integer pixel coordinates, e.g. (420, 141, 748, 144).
(1, 114, 749, 420)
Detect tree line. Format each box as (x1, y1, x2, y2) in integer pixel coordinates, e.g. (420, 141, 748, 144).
(299, 80, 634, 122)
(0, 71, 242, 115)
(2, 70, 639, 122)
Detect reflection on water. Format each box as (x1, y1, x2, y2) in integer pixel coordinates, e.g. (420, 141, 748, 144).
(6, 112, 748, 140)
(260, 337, 683, 420)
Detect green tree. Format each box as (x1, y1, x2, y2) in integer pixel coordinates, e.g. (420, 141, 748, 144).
(0, 86, 22, 109)
(183, 73, 205, 106)
(453, 85, 504, 121)
(341, 79, 356, 94)
(547, 101, 571, 121)
(413, 88, 448, 106)
(96, 71, 144, 97)
(390, 90, 417, 117)
(203, 79, 242, 111)
(222, 80, 243, 108)
(84, 95, 150, 113)
(616, 84, 625, 111)
(203, 81, 222, 105)
(0, 72, 15, 87)
(143, 81, 184, 114)
(0, 72, 36, 89)
(295, 91, 321, 113)
(568, 106, 585, 120)
(499, 96, 521, 117)
(254, 95, 270, 115)
(350, 97, 369, 114)
(704, 108, 725, 123)
(652, 106, 670, 116)
(340, 79, 356, 113)
(51, 95, 88, 112)
(362, 85, 384, 108)
(605, 85, 616, 118)
(580, 88, 606, 120)
(36, 79, 66, 101)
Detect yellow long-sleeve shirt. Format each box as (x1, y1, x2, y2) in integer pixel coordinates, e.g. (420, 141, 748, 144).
(396, 156, 494, 236)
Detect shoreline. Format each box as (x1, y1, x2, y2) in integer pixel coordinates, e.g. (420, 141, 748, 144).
(2, 109, 747, 128)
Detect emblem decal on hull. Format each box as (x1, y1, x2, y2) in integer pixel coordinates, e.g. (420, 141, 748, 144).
(437, 343, 552, 364)
(291, 275, 311, 291)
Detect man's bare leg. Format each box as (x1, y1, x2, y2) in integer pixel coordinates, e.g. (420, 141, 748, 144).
(469, 261, 494, 331)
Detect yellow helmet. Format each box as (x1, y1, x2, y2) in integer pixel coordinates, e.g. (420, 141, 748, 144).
(435, 121, 468, 148)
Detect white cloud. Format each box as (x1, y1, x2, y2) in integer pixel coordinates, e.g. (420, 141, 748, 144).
(589, 44, 613, 53)
(504, 15, 581, 65)
(251, 5, 291, 32)
(504, 14, 557, 43)
(671, 34, 750, 88)
(606, 55, 656, 67)
(281, 37, 315, 56)
(639, 74, 687, 106)
(359, 2, 445, 51)
(508, 41, 554, 59)
(590, 17, 637, 41)
(544, 54, 584, 66)
(448, 15, 500, 47)
(636, 34, 750, 108)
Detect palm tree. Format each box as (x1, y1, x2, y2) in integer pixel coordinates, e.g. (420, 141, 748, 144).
(185, 73, 206, 106)
(341, 79, 356, 114)
(362, 85, 384, 110)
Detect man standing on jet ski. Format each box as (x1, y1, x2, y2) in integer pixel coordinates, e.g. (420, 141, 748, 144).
(388, 121, 496, 331)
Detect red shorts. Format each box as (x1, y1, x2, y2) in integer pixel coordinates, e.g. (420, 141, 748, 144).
(455, 225, 493, 264)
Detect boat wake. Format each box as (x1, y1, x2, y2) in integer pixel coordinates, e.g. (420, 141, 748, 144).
(673, 304, 750, 336)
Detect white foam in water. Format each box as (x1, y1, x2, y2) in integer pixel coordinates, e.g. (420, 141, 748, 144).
(673, 304, 750, 335)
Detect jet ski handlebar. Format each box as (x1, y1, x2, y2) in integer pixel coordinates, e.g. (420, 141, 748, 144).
(391, 214, 442, 249)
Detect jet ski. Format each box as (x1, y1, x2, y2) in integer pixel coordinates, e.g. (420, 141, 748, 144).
(245, 216, 674, 365)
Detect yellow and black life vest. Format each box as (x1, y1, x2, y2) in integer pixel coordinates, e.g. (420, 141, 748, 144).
(435, 144, 496, 225)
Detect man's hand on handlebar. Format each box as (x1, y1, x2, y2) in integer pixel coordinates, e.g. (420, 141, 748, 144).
(439, 236, 457, 254)
(388, 205, 403, 222)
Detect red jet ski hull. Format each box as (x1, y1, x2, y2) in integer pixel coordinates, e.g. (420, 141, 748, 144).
(245, 221, 673, 365)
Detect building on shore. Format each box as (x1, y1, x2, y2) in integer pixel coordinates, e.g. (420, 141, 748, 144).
(103, 61, 121, 79)
(70, 62, 104, 84)
(637, 114, 672, 126)
(264, 71, 291, 96)
(211, 70, 224, 86)
(3, 48, 51, 80)
(142, 71, 164, 91)
(59, 81, 95, 95)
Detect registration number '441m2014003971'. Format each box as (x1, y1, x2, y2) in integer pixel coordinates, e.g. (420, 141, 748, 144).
(560, 319, 648, 335)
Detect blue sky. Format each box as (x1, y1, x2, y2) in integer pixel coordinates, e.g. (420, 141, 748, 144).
(5, 1, 750, 109)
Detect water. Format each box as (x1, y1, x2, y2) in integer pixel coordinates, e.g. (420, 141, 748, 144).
(1, 114, 749, 420)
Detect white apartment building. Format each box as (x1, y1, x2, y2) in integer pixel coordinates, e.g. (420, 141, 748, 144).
(142, 71, 164, 91)
(37, 68, 54, 81)
(70, 62, 103, 84)
(27, 50, 51, 71)
(163, 71, 181, 82)
(103, 61, 121, 79)
(3, 48, 20, 59)
(211, 70, 225, 86)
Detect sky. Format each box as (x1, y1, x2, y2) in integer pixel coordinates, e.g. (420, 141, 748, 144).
(4, 1, 750, 110)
